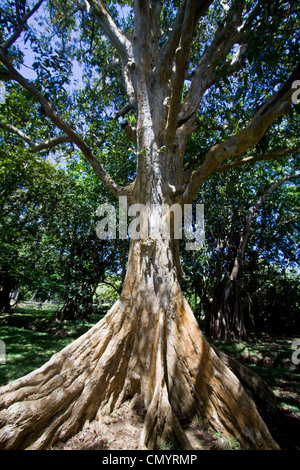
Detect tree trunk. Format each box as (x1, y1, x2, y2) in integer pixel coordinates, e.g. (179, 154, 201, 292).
(53, 285, 95, 321)
(0, 231, 279, 450)
(208, 279, 248, 340)
(231, 281, 248, 339)
(207, 278, 231, 340)
(0, 278, 13, 314)
(29, 289, 38, 302)
(0, 99, 280, 450)
(0, 80, 280, 450)
(54, 296, 79, 322)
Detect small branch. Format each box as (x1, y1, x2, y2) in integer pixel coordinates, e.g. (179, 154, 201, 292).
(258, 63, 300, 117)
(0, 122, 71, 152)
(184, 149, 209, 174)
(99, 280, 122, 295)
(0, 122, 33, 146)
(15, 0, 21, 23)
(48, 7, 81, 41)
(247, 258, 292, 302)
(213, 145, 300, 173)
(195, 117, 225, 132)
(0, 50, 130, 199)
(0, 0, 45, 52)
(112, 160, 133, 180)
(155, 0, 188, 80)
(115, 101, 136, 120)
(121, 121, 136, 144)
(82, 0, 135, 101)
(222, 173, 299, 305)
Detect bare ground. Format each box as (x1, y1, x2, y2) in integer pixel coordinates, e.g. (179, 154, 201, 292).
(51, 401, 230, 451)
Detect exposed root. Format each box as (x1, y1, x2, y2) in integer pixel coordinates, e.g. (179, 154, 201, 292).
(0, 293, 280, 450)
(0, 300, 131, 449)
(0, 237, 281, 450)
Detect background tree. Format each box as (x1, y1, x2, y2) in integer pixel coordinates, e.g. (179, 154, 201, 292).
(0, 143, 69, 312)
(0, 76, 133, 317)
(52, 157, 130, 320)
(0, 0, 299, 450)
(0, 130, 129, 318)
(182, 164, 299, 340)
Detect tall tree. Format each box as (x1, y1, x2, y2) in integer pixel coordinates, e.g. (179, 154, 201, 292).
(0, 0, 299, 450)
(182, 163, 300, 340)
(208, 173, 300, 339)
(0, 143, 69, 312)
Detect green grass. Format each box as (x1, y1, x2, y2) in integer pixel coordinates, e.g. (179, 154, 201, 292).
(212, 334, 300, 417)
(213, 432, 242, 450)
(0, 325, 73, 385)
(0, 302, 104, 386)
(157, 437, 181, 450)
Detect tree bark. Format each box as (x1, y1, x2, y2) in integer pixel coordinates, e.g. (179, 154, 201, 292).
(0, 77, 280, 451)
(53, 288, 94, 322)
(0, 232, 280, 450)
(54, 297, 80, 322)
(0, 278, 13, 314)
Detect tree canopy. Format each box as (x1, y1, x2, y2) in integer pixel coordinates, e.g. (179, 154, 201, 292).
(0, 0, 299, 200)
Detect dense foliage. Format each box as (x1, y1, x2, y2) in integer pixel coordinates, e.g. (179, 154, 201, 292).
(0, 0, 299, 335)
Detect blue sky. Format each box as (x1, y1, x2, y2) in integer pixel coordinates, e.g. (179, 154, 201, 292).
(16, 2, 131, 88)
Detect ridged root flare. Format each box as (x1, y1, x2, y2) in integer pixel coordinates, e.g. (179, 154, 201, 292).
(0, 239, 280, 450)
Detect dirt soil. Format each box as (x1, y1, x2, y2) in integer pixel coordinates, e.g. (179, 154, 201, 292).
(51, 401, 230, 451)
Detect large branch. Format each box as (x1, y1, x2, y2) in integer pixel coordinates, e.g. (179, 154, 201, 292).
(164, 0, 201, 145)
(156, 0, 213, 81)
(181, 63, 300, 203)
(132, 0, 163, 68)
(177, 2, 297, 142)
(133, 0, 153, 72)
(155, 0, 188, 80)
(0, 122, 71, 152)
(158, 0, 214, 146)
(146, 1, 163, 65)
(85, 0, 132, 63)
(178, 1, 246, 127)
(0, 51, 130, 199)
(0, 69, 12, 81)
